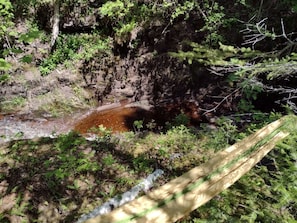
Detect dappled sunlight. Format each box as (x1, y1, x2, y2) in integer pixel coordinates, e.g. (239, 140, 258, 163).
(1, 0, 297, 222)
(0, 116, 296, 222)
(84, 118, 289, 223)
(0, 125, 207, 222)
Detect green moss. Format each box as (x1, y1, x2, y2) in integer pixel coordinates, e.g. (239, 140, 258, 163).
(0, 96, 26, 112)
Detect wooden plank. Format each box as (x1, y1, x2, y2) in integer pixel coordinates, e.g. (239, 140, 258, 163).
(84, 118, 288, 223)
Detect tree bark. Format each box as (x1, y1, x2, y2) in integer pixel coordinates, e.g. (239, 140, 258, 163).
(50, 0, 60, 51)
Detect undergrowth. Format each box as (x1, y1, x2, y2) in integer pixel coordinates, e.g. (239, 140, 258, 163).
(180, 114, 297, 222)
(0, 113, 296, 222)
(40, 33, 111, 75)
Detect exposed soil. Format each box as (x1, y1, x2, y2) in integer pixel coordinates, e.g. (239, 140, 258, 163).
(1, 3, 296, 222)
(0, 18, 243, 143)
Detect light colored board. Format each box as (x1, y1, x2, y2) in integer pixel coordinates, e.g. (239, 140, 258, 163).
(85, 118, 288, 223)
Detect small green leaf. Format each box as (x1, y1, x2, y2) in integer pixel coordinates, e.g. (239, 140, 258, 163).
(11, 48, 23, 54)
(0, 73, 10, 83)
(21, 55, 33, 63)
(19, 30, 41, 43)
(0, 58, 11, 70)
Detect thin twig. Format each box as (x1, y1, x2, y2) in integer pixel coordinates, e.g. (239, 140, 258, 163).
(280, 18, 294, 44)
(5, 35, 16, 61)
(201, 88, 241, 116)
(241, 17, 297, 51)
(197, 4, 207, 20)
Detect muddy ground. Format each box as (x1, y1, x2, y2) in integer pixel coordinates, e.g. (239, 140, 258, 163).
(0, 18, 243, 143)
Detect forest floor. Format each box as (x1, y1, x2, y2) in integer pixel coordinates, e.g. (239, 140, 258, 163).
(1, 14, 296, 222)
(1, 114, 297, 222)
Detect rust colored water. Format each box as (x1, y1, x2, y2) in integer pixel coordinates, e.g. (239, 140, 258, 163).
(73, 100, 201, 134)
(74, 107, 153, 133)
(0, 101, 200, 143)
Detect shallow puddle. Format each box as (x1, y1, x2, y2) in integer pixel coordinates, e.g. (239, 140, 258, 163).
(0, 104, 154, 143)
(0, 100, 200, 142)
(74, 106, 153, 133)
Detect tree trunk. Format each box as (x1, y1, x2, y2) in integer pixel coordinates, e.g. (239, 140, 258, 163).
(50, 0, 60, 51)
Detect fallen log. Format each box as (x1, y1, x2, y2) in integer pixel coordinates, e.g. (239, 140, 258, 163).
(84, 117, 289, 223)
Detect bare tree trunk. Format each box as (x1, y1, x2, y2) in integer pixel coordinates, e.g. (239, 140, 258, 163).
(50, 0, 60, 51)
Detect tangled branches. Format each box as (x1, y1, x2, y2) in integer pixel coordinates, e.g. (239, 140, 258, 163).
(241, 16, 297, 55)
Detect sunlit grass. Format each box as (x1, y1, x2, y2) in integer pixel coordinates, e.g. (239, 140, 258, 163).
(0, 114, 296, 222)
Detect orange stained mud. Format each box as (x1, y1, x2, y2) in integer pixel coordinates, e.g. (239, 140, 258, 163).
(74, 107, 152, 133)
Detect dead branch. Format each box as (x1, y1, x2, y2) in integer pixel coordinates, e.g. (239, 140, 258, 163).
(241, 17, 269, 48)
(241, 17, 297, 52)
(200, 88, 241, 115)
(262, 84, 297, 113)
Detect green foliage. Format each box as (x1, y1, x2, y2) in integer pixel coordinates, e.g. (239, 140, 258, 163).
(4, 131, 101, 192)
(99, 0, 136, 41)
(185, 115, 297, 222)
(238, 77, 264, 111)
(132, 154, 152, 172)
(171, 41, 297, 107)
(45, 131, 100, 183)
(0, 1, 296, 220)
(166, 113, 190, 129)
(40, 34, 82, 75)
(0, 73, 9, 83)
(100, 0, 134, 20)
(156, 125, 197, 153)
(146, 119, 157, 131)
(114, 21, 136, 40)
(21, 54, 33, 63)
(218, 53, 297, 81)
(237, 98, 255, 112)
(89, 124, 112, 138)
(0, 96, 26, 112)
(102, 154, 115, 166)
(143, 0, 227, 46)
(201, 117, 238, 151)
(2, 114, 297, 221)
(170, 1, 196, 22)
(40, 33, 111, 75)
(0, 0, 14, 39)
(0, 58, 11, 83)
(170, 42, 258, 65)
(133, 120, 143, 132)
(18, 29, 42, 44)
(0, 58, 11, 70)
(99, 0, 200, 43)
(199, 0, 226, 46)
(90, 125, 115, 151)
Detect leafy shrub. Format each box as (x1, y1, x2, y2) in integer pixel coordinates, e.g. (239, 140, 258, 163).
(0, 73, 9, 83)
(158, 125, 196, 152)
(45, 131, 100, 183)
(133, 120, 143, 132)
(170, 1, 196, 22)
(0, 0, 14, 39)
(181, 115, 297, 222)
(200, 116, 238, 151)
(99, 0, 134, 21)
(199, 1, 226, 46)
(40, 33, 111, 75)
(99, 0, 136, 41)
(166, 113, 190, 129)
(0, 58, 11, 83)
